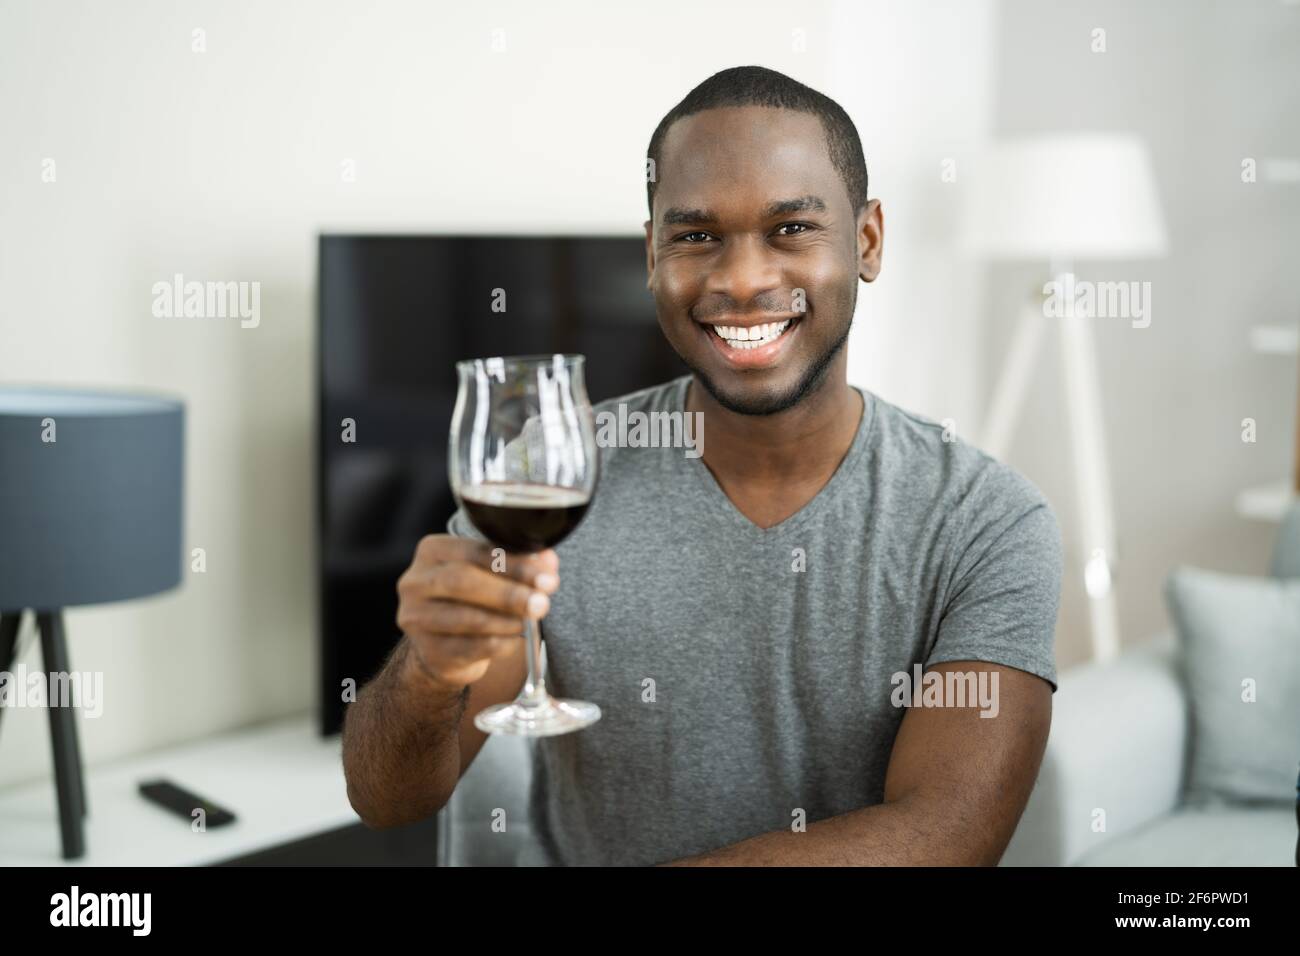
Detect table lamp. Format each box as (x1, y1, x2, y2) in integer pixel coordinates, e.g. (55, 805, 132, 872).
(0, 387, 184, 859)
(959, 133, 1168, 662)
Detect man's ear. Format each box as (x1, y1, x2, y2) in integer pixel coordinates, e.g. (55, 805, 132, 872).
(643, 219, 655, 289)
(857, 199, 883, 283)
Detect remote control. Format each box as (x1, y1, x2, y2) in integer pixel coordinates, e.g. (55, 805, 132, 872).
(138, 779, 237, 827)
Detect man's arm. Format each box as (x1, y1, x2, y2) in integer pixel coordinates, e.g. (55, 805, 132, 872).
(341, 534, 546, 829)
(660, 661, 1051, 866)
(341, 638, 472, 829)
(342, 633, 530, 828)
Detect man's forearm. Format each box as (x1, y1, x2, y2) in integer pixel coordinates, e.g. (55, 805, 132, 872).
(659, 795, 1002, 866)
(341, 638, 468, 829)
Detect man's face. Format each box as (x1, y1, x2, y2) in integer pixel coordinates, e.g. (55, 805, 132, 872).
(645, 105, 881, 416)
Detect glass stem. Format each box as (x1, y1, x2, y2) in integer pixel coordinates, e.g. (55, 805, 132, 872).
(519, 616, 548, 706)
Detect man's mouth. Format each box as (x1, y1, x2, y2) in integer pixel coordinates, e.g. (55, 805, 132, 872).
(696, 315, 802, 369)
(710, 319, 793, 349)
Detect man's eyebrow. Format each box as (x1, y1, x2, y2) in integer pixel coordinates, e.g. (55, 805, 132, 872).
(763, 195, 827, 217)
(661, 206, 718, 226)
(660, 195, 828, 226)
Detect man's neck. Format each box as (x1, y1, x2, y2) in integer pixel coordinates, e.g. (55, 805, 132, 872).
(684, 361, 864, 487)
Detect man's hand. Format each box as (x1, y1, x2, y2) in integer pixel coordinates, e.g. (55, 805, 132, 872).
(395, 534, 560, 693)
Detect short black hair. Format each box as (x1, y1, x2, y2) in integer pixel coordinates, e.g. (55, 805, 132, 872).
(645, 65, 868, 221)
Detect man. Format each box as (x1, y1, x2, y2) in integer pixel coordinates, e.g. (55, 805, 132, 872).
(342, 65, 1062, 866)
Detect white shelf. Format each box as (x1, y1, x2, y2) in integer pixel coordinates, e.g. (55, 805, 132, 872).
(0, 715, 358, 866)
(1248, 324, 1299, 355)
(1235, 480, 1298, 522)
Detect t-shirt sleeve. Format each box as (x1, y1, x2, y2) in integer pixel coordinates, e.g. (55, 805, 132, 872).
(925, 463, 1064, 693)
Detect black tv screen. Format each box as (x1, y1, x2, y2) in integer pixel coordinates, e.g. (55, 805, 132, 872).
(316, 235, 684, 735)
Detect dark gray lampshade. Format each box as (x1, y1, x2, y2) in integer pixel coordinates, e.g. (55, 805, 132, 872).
(0, 387, 184, 610)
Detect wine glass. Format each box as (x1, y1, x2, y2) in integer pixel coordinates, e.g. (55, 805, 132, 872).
(449, 354, 601, 736)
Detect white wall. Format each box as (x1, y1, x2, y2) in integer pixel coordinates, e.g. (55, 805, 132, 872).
(832, 0, 994, 421)
(0, 0, 996, 786)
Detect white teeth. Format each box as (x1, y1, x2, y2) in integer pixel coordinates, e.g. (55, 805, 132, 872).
(713, 319, 792, 349)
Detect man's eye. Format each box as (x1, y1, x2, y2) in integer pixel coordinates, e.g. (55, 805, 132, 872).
(775, 222, 812, 236)
(676, 231, 713, 243)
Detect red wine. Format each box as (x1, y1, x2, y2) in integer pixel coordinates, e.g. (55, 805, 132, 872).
(460, 483, 591, 551)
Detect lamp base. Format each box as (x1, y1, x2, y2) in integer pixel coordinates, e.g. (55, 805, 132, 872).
(0, 609, 87, 860)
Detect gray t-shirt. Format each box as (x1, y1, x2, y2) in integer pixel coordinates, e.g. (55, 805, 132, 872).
(448, 374, 1063, 866)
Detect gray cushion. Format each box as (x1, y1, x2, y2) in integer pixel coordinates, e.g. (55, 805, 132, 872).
(1075, 806, 1296, 866)
(1165, 566, 1300, 806)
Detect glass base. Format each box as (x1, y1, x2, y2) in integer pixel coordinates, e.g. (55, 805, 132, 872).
(473, 695, 602, 737)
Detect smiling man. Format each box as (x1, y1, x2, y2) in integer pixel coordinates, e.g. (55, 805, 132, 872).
(342, 65, 1063, 866)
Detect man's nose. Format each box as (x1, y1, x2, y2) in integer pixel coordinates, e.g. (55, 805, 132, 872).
(704, 235, 783, 308)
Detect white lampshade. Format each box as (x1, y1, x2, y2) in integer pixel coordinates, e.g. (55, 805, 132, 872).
(960, 133, 1168, 260)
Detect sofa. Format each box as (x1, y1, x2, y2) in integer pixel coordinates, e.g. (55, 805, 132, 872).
(1005, 501, 1299, 866)
(1000, 633, 1294, 866)
(436, 732, 542, 866)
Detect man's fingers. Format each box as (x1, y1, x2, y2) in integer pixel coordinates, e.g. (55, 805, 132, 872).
(399, 600, 526, 638)
(402, 561, 551, 618)
(411, 635, 519, 668)
(413, 534, 559, 589)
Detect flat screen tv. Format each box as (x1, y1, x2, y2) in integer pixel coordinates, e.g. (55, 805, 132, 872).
(316, 235, 684, 735)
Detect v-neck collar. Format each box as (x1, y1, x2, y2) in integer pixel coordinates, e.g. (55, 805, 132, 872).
(673, 375, 876, 539)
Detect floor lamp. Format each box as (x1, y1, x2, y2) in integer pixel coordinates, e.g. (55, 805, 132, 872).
(961, 134, 1168, 662)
